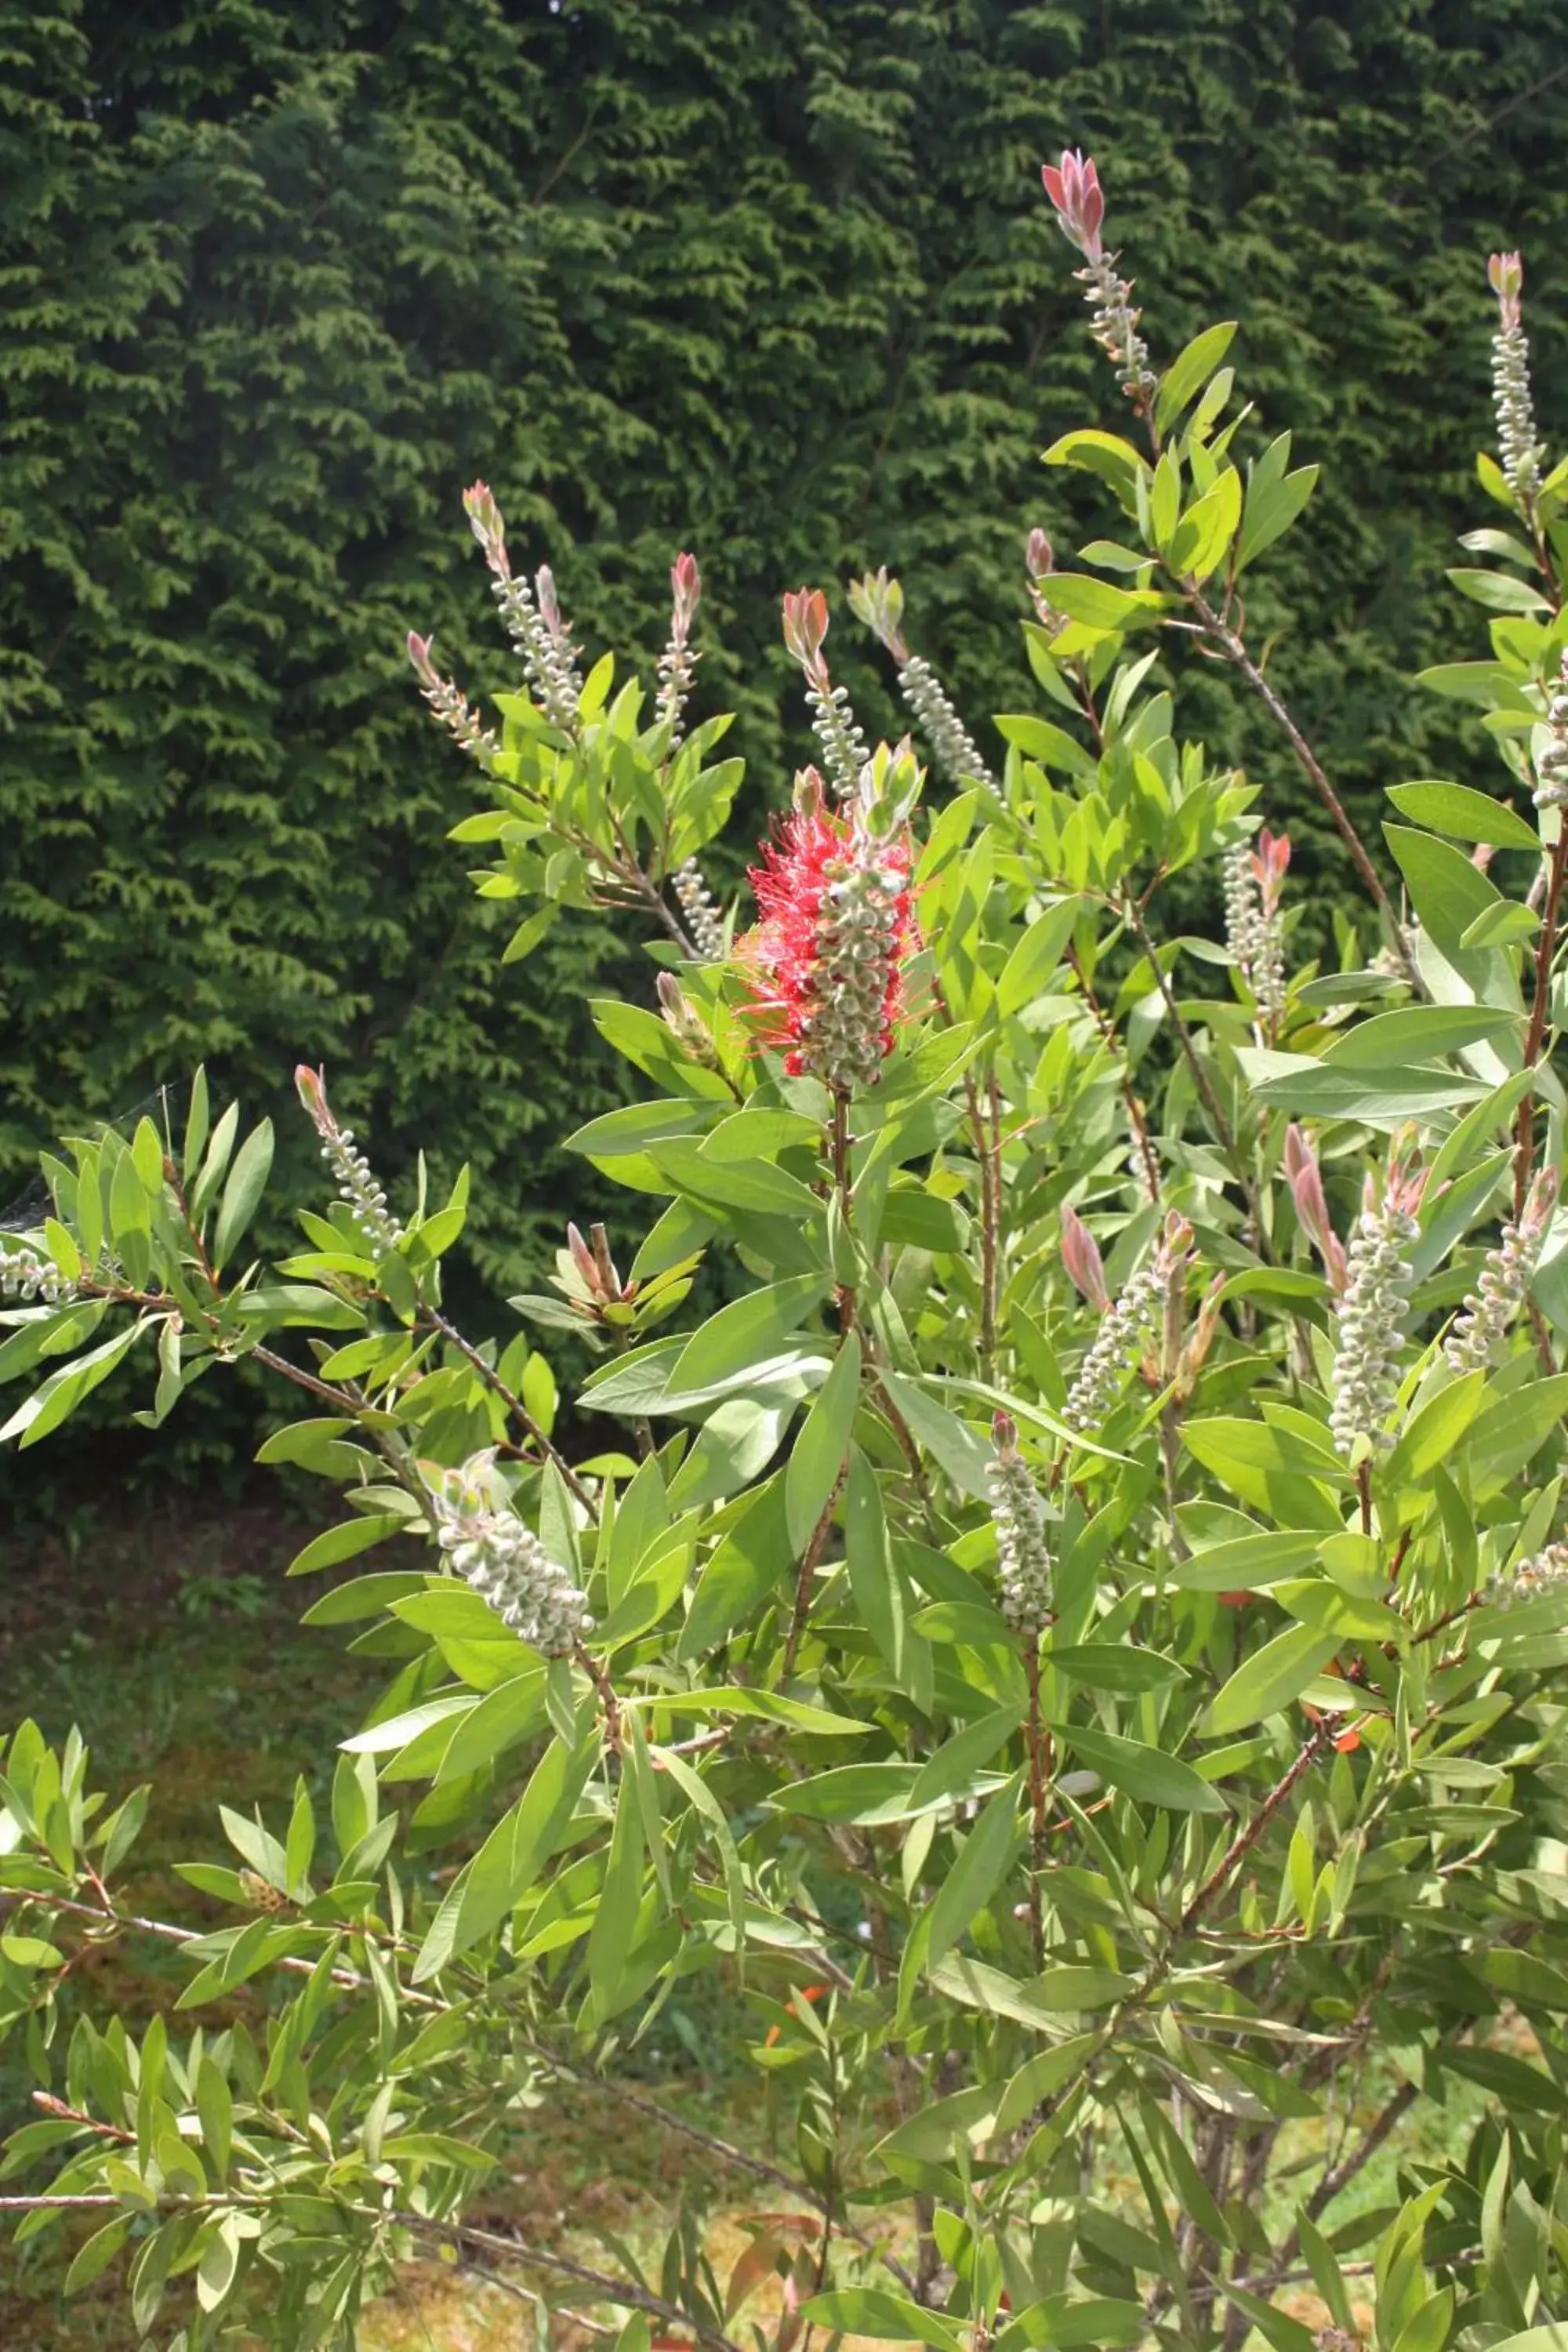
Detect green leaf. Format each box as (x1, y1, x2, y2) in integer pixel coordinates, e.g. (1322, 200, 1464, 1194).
(1064, 1724, 1225, 1813)
(997, 898, 1087, 1016)
(586, 1769, 646, 2020)
(1446, 567, 1551, 613)
(1384, 824, 1510, 966)
(1203, 1626, 1341, 1736)
(1156, 321, 1237, 431)
(1046, 1643, 1186, 1693)
(786, 1333, 859, 1553)
(1461, 902, 1539, 949)
(665, 1276, 830, 1405)
(802, 2291, 964, 2352)
(64, 2216, 132, 2296)
(196, 2057, 233, 2180)
(413, 1725, 597, 1978)
(1168, 467, 1243, 582)
(1321, 1005, 1519, 1069)
(678, 1473, 792, 1659)
(2, 1319, 147, 1450)
(843, 1446, 905, 1677)
(287, 1515, 408, 1578)
(1237, 447, 1319, 572)
(926, 1770, 1023, 1967)
(212, 1120, 274, 1272)
(1385, 780, 1541, 852)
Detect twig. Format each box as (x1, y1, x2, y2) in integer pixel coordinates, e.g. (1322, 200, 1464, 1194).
(407, 2213, 746, 2352)
(1187, 589, 1417, 983)
(1067, 945, 1163, 1201)
(1121, 893, 1259, 1227)
(780, 1466, 850, 1683)
(425, 1306, 600, 1519)
(1023, 1643, 1051, 1970)
(1180, 1722, 1334, 1936)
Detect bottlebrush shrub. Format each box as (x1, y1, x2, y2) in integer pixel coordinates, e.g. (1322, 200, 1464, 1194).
(6, 154, 1568, 2352)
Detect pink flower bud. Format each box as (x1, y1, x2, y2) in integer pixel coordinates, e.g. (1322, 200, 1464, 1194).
(590, 1222, 623, 1302)
(992, 1409, 1019, 1458)
(1041, 148, 1105, 262)
(1060, 1201, 1111, 1312)
(1025, 528, 1054, 582)
(294, 1063, 331, 1133)
(462, 481, 510, 576)
(781, 586, 830, 677)
(1251, 826, 1291, 916)
(535, 564, 561, 631)
(1523, 1166, 1559, 1240)
(846, 568, 907, 661)
(670, 551, 702, 641)
(1489, 249, 1524, 330)
(406, 630, 437, 685)
(566, 1221, 601, 1297)
(1284, 1123, 1348, 1294)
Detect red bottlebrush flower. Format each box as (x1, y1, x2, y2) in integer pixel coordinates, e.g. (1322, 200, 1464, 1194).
(743, 796, 916, 1094)
(1041, 148, 1105, 261)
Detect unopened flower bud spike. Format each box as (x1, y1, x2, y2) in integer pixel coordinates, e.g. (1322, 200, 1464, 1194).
(1486, 251, 1545, 505)
(780, 587, 868, 798)
(987, 1413, 1052, 1639)
(658, 551, 702, 749)
(1444, 1168, 1557, 1372)
(848, 568, 998, 796)
(1330, 1137, 1426, 1464)
(406, 633, 499, 767)
(294, 1065, 406, 1254)
(460, 481, 582, 735)
(1040, 149, 1156, 412)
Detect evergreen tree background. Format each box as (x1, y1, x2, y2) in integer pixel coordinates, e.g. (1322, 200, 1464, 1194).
(1, 0, 1564, 1409)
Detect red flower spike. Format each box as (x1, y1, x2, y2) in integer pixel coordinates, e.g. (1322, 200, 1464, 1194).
(742, 802, 916, 1094)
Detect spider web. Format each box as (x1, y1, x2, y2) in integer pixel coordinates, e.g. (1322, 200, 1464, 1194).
(0, 1080, 194, 1236)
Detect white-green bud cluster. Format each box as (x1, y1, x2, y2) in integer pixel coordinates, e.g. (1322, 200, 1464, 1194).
(673, 858, 726, 960)
(805, 676, 869, 800)
(1534, 659, 1568, 811)
(896, 657, 997, 796)
(1222, 844, 1283, 1021)
(1063, 1260, 1163, 1432)
(1497, 1540, 1568, 1610)
(656, 640, 698, 746)
(1493, 318, 1544, 499)
(427, 1454, 593, 1657)
(1330, 1192, 1419, 1460)
(0, 1241, 75, 1305)
(1080, 253, 1156, 402)
(488, 569, 583, 734)
(986, 1442, 1052, 1637)
(1443, 1213, 1546, 1372)
(314, 1123, 405, 1254)
(802, 837, 906, 1094)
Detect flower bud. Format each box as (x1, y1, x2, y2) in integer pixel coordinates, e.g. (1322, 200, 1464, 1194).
(1041, 149, 1105, 262)
(1284, 1123, 1349, 1294)
(1060, 1202, 1111, 1312)
(847, 568, 908, 662)
(1025, 528, 1054, 583)
(782, 586, 830, 676)
(670, 550, 702, 641)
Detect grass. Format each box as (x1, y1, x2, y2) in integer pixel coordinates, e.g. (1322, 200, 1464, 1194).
(0, 1501, 1496, 2350)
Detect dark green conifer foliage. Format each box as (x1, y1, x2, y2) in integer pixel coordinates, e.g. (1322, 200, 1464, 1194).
(1, 0, 1565, 1312)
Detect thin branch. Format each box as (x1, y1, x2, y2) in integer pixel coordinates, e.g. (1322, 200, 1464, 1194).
(781, 1465, 850, 1683)
(424, 1306, 600, 1519)
(1121, 892, 1259, 1229)
(1180, 1722, 1334, 1935)
(404, 2212, 746, 2352)
(1187, 589, 1417, 983)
